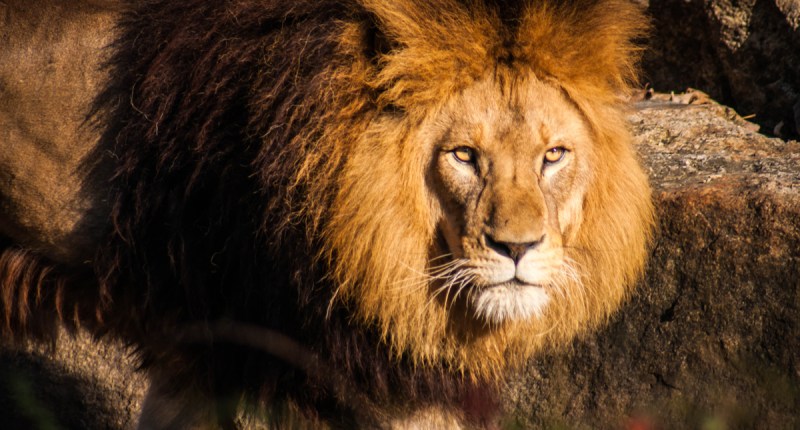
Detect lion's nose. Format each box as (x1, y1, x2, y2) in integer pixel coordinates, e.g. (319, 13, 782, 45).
(485, 234, 544, 264)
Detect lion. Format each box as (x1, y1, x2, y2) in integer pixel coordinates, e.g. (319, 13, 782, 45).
(0, 0, 653, 428)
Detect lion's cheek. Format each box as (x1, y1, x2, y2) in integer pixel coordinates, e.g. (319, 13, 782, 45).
(435, 196, 490, 261)
(547, 170, 587, 246)
(514, 245, 565, 286)
(437, 218, 466, 259)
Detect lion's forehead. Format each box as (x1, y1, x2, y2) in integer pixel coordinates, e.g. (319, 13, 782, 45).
(441, 77, 590, 154)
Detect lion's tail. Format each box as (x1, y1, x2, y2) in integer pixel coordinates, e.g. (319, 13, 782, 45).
(0, 241, 101, 342)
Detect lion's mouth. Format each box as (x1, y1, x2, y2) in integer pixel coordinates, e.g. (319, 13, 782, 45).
(487, 278, 538, 289)
(469, 280, 550, 324)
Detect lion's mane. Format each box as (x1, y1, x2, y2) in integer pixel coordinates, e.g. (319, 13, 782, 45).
(0, 0, 651, 425)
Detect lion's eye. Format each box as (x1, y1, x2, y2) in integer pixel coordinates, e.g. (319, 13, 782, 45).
(543, 147, 567, 165)
(452, 147, 476, 164)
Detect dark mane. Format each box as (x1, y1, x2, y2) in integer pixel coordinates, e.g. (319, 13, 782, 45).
(89, 0, 494, 425)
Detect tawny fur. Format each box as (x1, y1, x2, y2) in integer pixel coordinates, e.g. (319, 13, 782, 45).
(0, 0, 652, 427)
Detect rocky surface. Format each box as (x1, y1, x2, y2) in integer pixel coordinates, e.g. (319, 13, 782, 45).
(504, 100, 800, 429)
(1, 100, 796, 429)
(643, 0, 800, 139)
(0, 331, 145, 430)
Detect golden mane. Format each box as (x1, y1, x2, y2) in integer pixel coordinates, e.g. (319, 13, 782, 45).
(302, 0, 653, 377)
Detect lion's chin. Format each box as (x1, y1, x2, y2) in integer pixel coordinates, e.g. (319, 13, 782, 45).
(470, 281, 550, 325)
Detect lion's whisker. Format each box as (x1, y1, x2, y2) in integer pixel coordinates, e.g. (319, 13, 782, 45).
(449, 274, 475, 311)
(391, 257, 463, 288)
(426, 253, 455, 265)
(425, 266, 470, 311)
(386, 265, 468, 300)
(441, 269, 471, 309)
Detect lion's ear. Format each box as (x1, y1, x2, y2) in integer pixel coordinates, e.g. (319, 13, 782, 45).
(486, 0, 527, 28)
(362, 20, 399, 67)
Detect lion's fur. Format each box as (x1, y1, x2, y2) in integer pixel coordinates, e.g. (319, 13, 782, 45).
(0, 0, 652, 426)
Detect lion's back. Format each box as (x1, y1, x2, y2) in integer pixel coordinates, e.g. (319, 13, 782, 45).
(0, 1, 118, 264)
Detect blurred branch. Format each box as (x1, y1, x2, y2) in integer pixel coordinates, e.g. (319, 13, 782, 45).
(176, 320, 384, 427)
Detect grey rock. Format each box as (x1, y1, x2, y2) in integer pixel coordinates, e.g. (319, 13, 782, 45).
(0, 331, 145, 430)
(643, 0, 800, 139)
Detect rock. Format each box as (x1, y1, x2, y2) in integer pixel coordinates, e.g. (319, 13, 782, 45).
(643, 0, 800, 139)
(0, 331, 145, 430)
(504, 100, 800, 428)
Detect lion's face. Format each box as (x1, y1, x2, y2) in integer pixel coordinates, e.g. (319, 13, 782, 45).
(322, 1, 652, 374)
(427, 77, 592, 325)
(326, 64, 652, 373)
